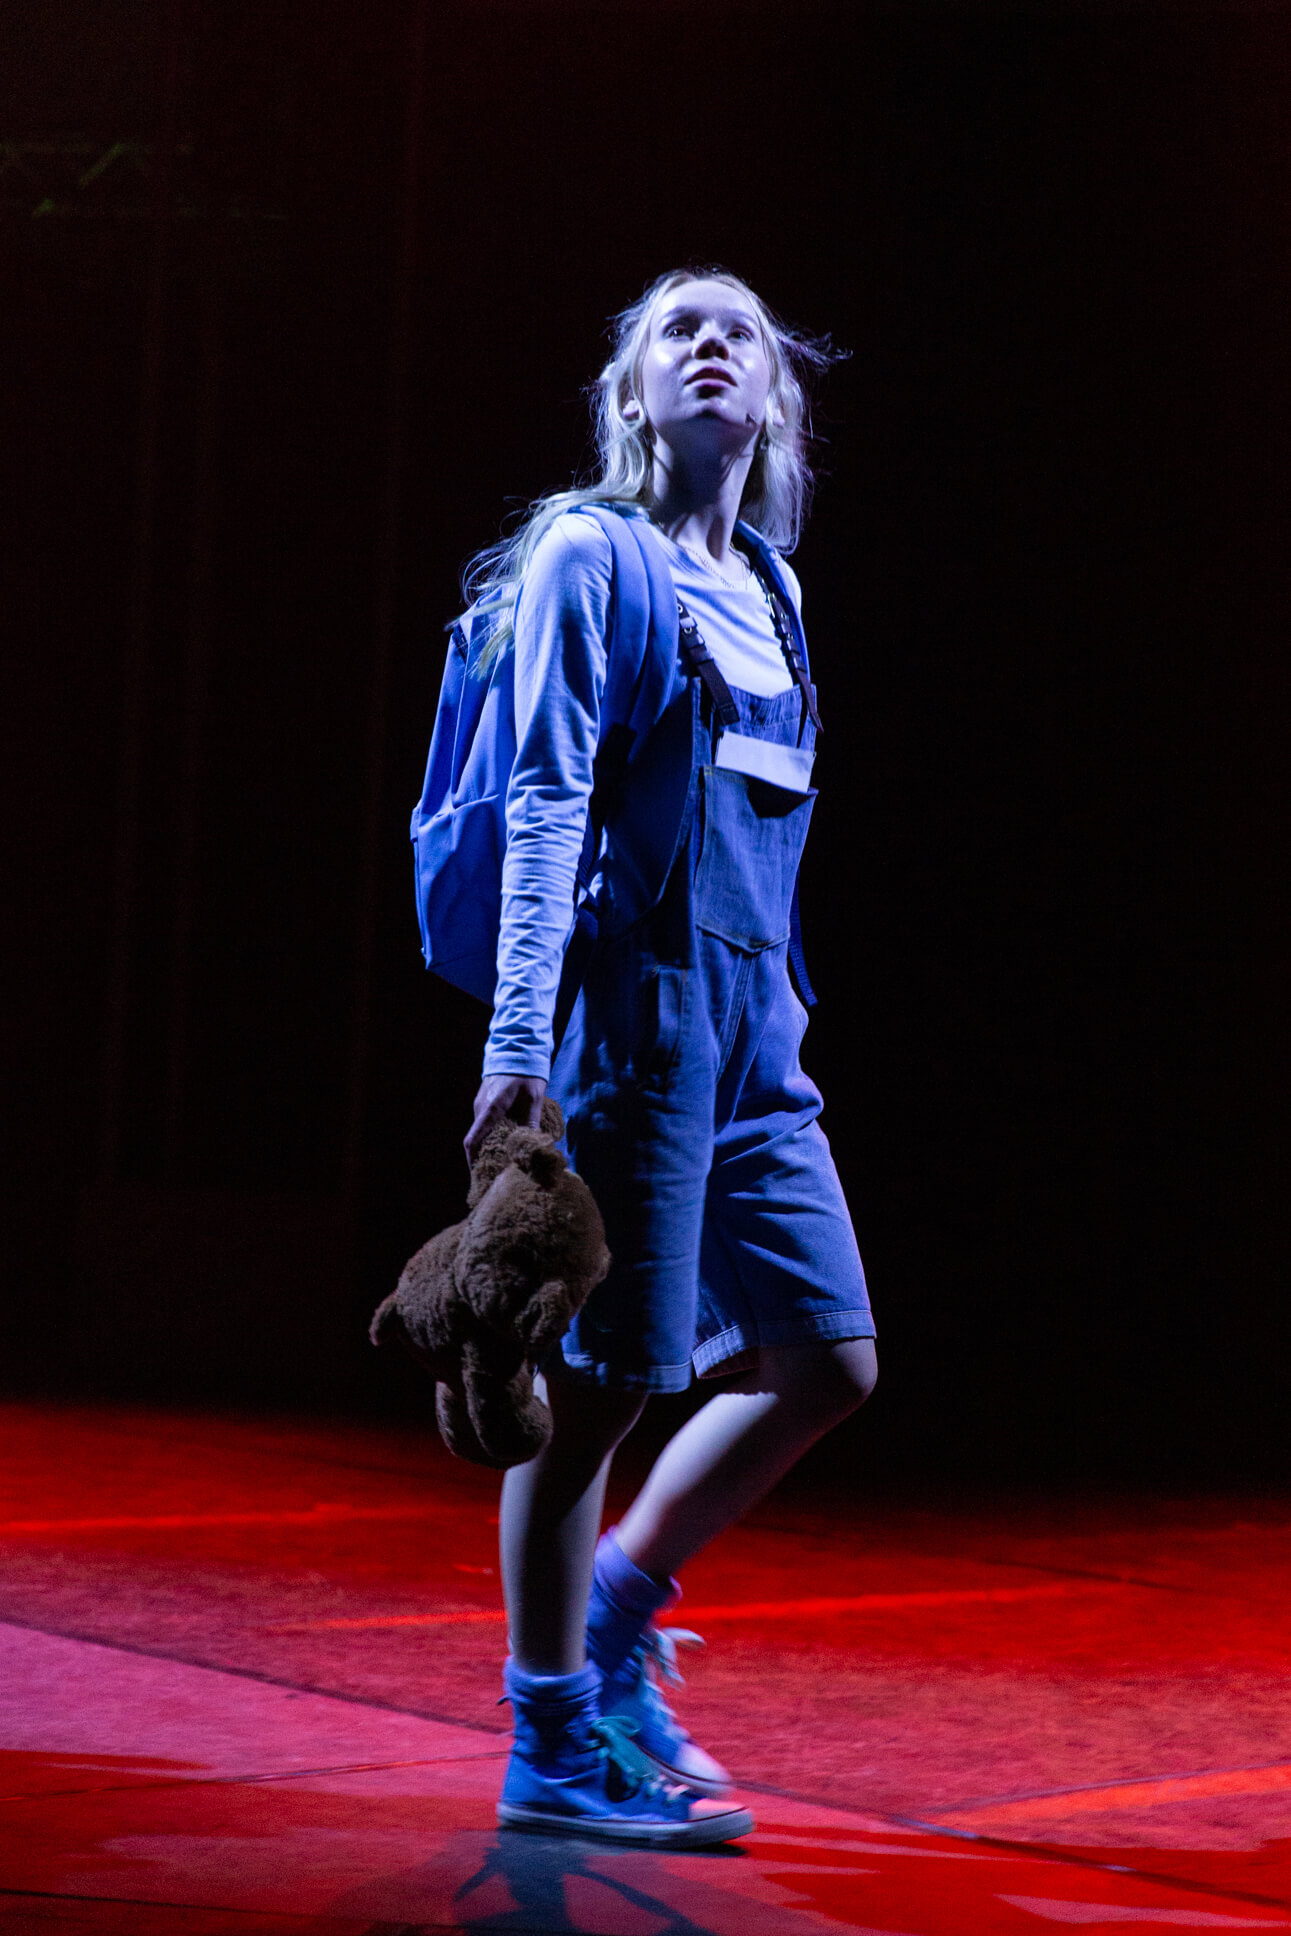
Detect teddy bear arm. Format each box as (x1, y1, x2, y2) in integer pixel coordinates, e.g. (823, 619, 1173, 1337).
(388, 1222, 471, 1362)
(511, 1278, 582, 1361)
(453, 1211, 544, 1336)
(370, 1288, 459, 1384)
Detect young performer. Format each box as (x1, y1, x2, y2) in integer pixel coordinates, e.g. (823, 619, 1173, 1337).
(458, 267, 876, 1845)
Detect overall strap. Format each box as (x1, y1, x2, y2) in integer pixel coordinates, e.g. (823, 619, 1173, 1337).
(676, 598, 739, 727)
(745, 552, 823, 746)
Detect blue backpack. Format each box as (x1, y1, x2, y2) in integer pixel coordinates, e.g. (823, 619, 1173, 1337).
(410, 506, 677, 1005)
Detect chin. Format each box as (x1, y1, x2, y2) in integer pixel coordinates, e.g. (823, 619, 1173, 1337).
(684, 402, 743, 427)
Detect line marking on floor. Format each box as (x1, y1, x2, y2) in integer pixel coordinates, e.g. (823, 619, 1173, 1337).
(996, 1893, 1290, 1927)
(0, 1748, 510, 1808)
(266, 1580, 1126, 1632)
(0, 1504, 448, 1534)
(0, 1504, 1229, 1605)
(929, 1760, 1291, 1825)
(684, 1584, 1126, 1620)
(264, 1607, 508, 1629)
(0, 1614, 508, 1737)
(739, 1788, 1291, 1918)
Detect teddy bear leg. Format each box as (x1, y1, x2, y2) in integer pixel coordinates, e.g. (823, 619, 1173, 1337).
(511, 1278, 583, 1363)
(436, 1380, 492, 1466)
(461, 1342, 553, 1471)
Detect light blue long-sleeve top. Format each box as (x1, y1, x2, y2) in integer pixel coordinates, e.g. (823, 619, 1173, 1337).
(482, 512, 802, 1081)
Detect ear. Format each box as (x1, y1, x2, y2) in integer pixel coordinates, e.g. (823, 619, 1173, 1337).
(621, 393, 646, 424)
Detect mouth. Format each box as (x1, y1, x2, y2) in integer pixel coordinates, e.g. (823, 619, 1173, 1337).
(687, 367, 735, 387)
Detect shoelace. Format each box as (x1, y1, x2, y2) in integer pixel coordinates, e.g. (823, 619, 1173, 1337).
(589, 1713, 667, 1796)
(615, 1626, 707, 1744)
(641, 1625, 705, 1689)
(499, 1695, 676, 1800)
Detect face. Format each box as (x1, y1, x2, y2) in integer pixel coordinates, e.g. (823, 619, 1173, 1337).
(636, 277, 775, 454)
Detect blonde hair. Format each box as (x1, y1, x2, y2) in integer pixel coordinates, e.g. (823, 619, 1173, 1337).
(460, 265, 841, 665)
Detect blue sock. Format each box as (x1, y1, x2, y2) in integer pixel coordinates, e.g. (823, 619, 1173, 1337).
(586, 1529, 677, 1682)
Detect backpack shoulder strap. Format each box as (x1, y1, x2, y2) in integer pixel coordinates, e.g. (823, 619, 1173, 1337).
(573, 505, 679, 746)
(549, 507, 685, 1046)
(736, 524, 811, 668)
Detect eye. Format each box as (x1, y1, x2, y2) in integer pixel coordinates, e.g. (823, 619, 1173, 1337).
(665, 321, 692, 338)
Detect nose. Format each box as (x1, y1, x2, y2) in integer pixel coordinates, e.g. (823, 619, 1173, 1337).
(693, 318, 730, 358)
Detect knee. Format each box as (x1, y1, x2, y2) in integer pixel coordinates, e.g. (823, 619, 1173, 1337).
(834, 1337, 878, 1410)
(542, 1364, 646, 1462)
(819, 1338, 877, 1418)
(777, 1337, 877, 1421)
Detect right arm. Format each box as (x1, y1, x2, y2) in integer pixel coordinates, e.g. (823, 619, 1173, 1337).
(464, 514, 613, 1158)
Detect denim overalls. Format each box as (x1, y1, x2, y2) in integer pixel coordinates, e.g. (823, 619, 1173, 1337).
(551, 651, 874, 1393)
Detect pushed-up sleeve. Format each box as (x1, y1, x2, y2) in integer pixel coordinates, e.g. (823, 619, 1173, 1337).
(482, 514, 612, 1079)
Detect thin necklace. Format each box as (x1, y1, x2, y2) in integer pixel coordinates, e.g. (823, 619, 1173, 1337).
(673, 537, 753, 593)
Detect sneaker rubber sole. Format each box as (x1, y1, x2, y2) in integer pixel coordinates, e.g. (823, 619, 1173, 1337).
(496, 1798, 755, 1847)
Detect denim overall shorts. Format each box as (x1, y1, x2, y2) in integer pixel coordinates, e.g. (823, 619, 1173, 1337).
(551, 677, 875, 1392)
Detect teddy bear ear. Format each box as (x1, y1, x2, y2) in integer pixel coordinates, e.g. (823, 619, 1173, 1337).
(539, 1097, 565, 1140)
(526, 1142, 566, 1186)
(501, 1127, 566, 1184)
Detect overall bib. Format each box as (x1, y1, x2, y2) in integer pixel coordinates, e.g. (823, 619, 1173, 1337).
(551, 674, 874, 1392)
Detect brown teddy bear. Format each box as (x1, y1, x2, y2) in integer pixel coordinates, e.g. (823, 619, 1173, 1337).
(369, 1099, 610, 1469)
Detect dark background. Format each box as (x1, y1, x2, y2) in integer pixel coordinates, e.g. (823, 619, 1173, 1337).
(4, 1, 1286, 1488)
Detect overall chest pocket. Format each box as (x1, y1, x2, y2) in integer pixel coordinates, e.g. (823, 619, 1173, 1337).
(693, 765, 816, 952)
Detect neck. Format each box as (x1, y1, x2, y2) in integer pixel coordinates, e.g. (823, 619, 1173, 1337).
(650, 436, 755, 565)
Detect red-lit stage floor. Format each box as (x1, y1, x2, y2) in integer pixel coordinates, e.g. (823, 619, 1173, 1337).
(1, 1404, 1288, 1933)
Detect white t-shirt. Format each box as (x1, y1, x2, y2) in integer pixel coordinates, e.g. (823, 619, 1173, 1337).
(654, 532, 796, 697)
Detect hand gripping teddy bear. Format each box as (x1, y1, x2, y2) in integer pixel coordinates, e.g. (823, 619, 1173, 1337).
(369, 1099, 610, 1469)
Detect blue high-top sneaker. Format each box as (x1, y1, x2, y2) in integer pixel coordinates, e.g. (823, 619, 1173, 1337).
(497, 1659, 752, 1846)
(586, 1530, 734, 1800)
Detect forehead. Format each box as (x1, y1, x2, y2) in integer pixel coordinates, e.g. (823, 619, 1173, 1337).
(651, 278, 761, 331)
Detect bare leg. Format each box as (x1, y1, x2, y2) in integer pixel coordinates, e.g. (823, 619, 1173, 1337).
(500, 1357, 644, 1675)
(615, 1338, 877, 1582)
